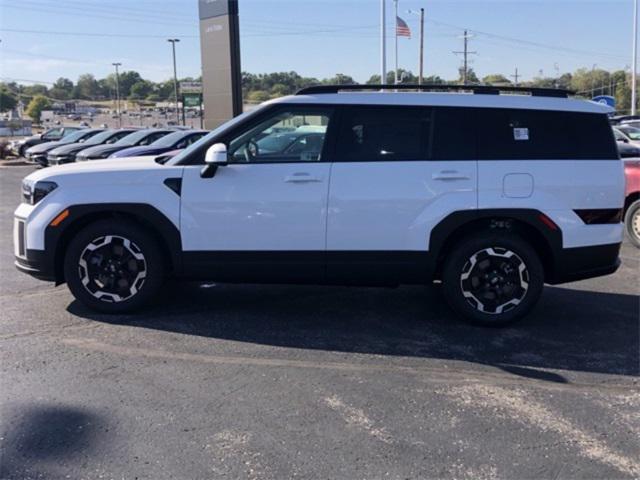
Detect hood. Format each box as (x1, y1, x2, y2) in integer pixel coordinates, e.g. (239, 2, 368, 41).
(26, 156, 175, 183)
(15, 134, 40, 145)
(110, 145, 170, 158)
(48, 142, 91, 156)
(26, 141, 64, 154)
(77, 144, 126, 158)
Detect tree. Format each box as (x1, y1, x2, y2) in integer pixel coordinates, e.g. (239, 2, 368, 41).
(50, 77, 74, 100)
(458, 67, 479, 84)
(25, 95, 51, 122)
(246, 90, 270, 103)
(0, 90, 18, 112)
(324, 74, 356, 85)
(75, 74, 99, 99)
(129, 80, 154, 100)
(482, 74, 511, 85)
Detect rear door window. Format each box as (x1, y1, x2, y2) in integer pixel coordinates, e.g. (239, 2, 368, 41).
(335, 106, 432, 161)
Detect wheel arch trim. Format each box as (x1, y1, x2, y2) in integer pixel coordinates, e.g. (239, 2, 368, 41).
(46, 203, 183, 283)
(429, 209, 563, 281)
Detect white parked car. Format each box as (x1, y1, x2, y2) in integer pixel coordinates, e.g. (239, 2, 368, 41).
(13, 85, 624, 326)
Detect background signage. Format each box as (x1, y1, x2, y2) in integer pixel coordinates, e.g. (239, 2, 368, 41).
(199, 0, 238, 20)
(199, 0, 242, 129)
(592, 95, 616, 108)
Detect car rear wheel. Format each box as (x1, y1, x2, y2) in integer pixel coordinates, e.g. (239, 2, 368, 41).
(442, 232, 544, 327)
(64, 220, 164, 313)
(624, 199, 640, 248)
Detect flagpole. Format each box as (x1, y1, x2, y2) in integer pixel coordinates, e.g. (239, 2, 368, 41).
(394, 0, 399, 84)
(381, 0, 386, 86)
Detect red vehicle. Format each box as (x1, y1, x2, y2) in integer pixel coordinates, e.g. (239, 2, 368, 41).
(624, 158, 640, 247)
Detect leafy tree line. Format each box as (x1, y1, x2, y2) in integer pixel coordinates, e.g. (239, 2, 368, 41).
(0, 67, 637, 117)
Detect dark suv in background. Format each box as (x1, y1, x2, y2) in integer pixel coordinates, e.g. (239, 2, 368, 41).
(47, 129, 139, 166)
(75, 129, 172, 161)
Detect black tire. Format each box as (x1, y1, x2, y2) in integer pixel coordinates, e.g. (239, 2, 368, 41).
(64, 219, 164, 313)
(624, 199, 640, 248)
(441, 232, 544, 327)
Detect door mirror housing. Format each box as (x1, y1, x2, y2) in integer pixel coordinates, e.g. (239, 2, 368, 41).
(201, 143, 228, 178)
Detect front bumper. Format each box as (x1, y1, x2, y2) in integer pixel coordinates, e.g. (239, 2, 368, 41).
(48, 155, 74, 166)
(25, 152, 48, 166)
(13, 216, 56, 282)
(15, 251, 55, 282)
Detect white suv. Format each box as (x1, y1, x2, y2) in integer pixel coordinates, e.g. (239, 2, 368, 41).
(13, 85, 624, 326)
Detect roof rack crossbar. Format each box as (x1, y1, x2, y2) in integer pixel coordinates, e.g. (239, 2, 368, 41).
(295, 84, 573, 99)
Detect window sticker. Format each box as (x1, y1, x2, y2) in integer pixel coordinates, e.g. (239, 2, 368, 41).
(513, 128, 530, 141)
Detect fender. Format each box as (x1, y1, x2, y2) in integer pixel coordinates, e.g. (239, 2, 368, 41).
(45, 203, 183, 283)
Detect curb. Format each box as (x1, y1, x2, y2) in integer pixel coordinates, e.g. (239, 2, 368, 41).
(0, 159, 33, 167)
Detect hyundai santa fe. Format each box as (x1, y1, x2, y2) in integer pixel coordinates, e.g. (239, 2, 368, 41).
(13, 84, 624, 326)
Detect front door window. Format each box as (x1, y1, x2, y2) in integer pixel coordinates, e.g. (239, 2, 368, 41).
(228, 109, 332, 163)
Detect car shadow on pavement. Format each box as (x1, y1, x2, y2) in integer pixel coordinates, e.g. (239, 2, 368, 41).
(0, 404, 110, 480)
(68, 282, 640, 381)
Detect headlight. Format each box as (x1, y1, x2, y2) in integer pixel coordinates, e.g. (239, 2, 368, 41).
(22, 179, 58, 205)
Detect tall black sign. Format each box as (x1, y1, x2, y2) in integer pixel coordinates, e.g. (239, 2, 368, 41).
(198, 0, 242, 128)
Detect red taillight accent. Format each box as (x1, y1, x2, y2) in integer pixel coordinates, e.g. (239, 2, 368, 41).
(538, 213, 558, 230)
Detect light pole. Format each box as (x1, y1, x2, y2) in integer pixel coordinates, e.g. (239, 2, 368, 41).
(167, 39, 181, 125)
(112, 62, 121, 127)
(633, 0, 638, 115)
(380, 0, 386, 85)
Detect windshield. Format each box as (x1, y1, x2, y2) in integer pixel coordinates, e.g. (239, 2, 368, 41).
(83, 130, 120, 146)
(620, 127, 640, 140)
(150, 131, 187, 148)
(114, 130, 153, 146)
(59, 129, 94, 144)
(166, 109, 260, 166)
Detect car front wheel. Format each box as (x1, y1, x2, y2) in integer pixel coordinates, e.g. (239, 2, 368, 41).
(442, 232, 544, 327)
(64, 220, 164, 313)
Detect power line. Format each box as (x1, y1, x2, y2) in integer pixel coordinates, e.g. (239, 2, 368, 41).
(0, 28, 198, 39)
(427, 17, 628, 61)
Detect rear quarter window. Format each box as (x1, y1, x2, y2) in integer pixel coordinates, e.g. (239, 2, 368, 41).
(477, 109, 618, 160)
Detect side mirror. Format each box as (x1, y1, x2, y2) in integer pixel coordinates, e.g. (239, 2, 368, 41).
(201, 143, 228, 178)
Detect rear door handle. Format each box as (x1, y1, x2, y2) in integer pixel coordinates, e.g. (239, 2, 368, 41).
(432, 170, 471, 181)
(284, 173, 323, 183)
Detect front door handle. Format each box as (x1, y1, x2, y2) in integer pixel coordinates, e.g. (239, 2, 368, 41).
(284, 173, 323, 183)
(432, 170, 471, 181)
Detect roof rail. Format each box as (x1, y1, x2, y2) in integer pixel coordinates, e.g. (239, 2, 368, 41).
(295, 84, 574, 99)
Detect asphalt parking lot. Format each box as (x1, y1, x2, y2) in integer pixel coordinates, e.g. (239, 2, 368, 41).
(0, 165, 638, 479)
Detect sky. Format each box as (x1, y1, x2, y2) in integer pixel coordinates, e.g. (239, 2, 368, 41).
(0, 0, 634, 86)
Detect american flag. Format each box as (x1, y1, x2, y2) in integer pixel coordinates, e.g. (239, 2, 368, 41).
(396, 16, 411, 38)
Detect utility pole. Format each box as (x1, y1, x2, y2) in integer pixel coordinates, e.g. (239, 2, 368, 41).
(633, 0, 638, 115)
(453, 30, 476, 85)
(381, 0, 387, 85)
(167, 38, 181, 125)
(112, 62, 121, 128)
(511, 68, 520, 87)
(591, 63, 597, 99)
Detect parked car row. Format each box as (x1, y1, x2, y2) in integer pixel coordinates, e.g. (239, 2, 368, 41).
(21, 128, 208, 167)
(10, 126, 82, 157)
